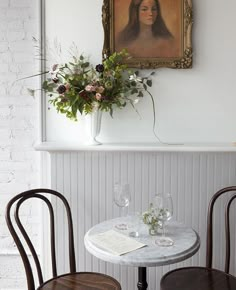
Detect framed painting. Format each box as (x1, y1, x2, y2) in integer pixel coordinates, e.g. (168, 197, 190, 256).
(102, 0, 193, 69)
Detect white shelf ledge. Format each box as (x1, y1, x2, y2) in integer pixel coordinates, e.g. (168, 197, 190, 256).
(34, 142, 236, 152)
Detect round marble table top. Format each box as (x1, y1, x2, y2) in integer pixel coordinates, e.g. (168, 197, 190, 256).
(84, 217, 200, 267)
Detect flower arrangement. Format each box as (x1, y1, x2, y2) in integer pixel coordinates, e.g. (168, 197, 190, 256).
(142, 203, 162, 235)
(38, 49, 155, 120)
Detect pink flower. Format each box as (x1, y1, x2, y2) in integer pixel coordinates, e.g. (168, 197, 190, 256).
(95, 93, 102, 100)
(85, 85, 95, 92)
(65, 83, 70, 91)
(96, 86, 105, 94)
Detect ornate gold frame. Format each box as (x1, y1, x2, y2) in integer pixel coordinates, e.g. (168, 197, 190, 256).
(102, 0, 193, 69)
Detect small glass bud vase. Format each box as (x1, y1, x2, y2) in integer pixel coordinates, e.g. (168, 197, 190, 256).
(142, 203, 163, 236)
(148, 220, 163, 236)
(149, 224, 159, 236)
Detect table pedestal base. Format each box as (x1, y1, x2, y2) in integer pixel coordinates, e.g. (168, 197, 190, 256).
(137, 267, 148, 290)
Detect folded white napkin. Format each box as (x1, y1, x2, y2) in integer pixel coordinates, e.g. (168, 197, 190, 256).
(90, 229, 146, 256)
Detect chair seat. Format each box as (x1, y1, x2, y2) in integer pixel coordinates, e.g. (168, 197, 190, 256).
(160, 267, 236, 290)
(37, 272, 121, 290)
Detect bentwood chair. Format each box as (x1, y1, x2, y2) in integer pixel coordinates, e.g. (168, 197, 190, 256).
(160, 186, 236, 290)
(5, 188, 121, 290)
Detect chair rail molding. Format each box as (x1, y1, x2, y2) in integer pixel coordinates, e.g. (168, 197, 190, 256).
(36, 143, 236, 290)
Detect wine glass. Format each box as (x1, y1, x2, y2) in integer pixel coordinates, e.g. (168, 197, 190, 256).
(113, 183, 131, 230)
(128, 211, 142, 238)
(154, 193, 174, 247)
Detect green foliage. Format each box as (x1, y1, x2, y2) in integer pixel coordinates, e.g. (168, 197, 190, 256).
(42, 49, 154, 121)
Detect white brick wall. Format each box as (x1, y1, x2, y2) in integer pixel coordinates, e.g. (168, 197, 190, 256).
(0, 0, 40, 289)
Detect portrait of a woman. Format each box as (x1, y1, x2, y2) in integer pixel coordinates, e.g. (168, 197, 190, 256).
(115, 0, 181, 58)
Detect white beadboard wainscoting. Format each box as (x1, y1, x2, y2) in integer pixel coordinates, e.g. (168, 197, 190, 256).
(36, 143, 236, 290)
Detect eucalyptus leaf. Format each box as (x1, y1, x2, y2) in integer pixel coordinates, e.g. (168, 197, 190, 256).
(42, 81, 49, 90)
(138, 91, 144, 98)
(131, 88, 138, 94)
(27, 88, 35, 97)
(81, 62, 90, 68)
(110, 107, 113, 118)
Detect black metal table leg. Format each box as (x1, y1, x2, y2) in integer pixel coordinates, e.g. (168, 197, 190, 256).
(137, 267, 148, 290)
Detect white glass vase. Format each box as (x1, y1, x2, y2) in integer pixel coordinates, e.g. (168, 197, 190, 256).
(86, 106, 102, 145)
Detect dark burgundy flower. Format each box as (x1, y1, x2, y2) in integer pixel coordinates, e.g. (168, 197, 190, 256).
(79, 90, 90, 101)
(95, 64, 104, 73)
(103, 94, 111, 100)
(57, 85, 66, 94)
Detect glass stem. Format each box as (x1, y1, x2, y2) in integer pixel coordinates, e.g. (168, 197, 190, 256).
(126, 205, 129, 216)
(162, 222, 166, 237)
(121, 206, 125, 218)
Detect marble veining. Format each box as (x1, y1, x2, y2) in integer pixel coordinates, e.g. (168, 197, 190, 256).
(84, 218, 200, 267)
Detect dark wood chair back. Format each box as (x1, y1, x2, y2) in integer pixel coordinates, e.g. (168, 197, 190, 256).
(5, 188, 76, 290)
(206, 186, 236, 273)
(160, 186, 236, 290)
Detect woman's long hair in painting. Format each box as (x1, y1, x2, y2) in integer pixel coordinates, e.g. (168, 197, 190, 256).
(118, 0, 173, 45)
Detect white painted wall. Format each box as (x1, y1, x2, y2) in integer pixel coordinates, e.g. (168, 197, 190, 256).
(0, 0, 40, 289)
(38, 2, 236, 289)
(44, 0, 236, 144)
(49, 150, 236, 290)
